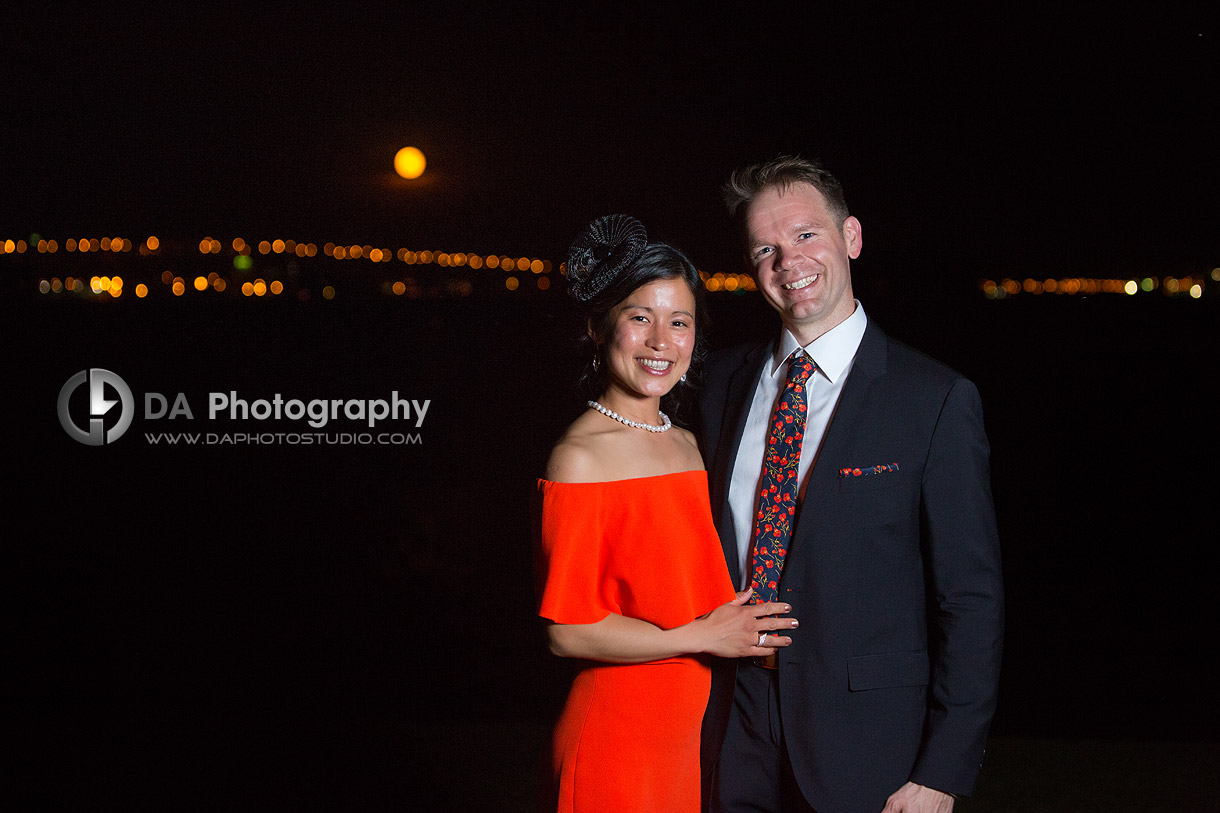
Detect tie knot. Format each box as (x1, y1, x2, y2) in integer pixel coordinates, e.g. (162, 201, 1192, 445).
(786, 351, 815, 385)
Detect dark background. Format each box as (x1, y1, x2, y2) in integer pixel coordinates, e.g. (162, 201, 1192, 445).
(5, 6, 1218, 810)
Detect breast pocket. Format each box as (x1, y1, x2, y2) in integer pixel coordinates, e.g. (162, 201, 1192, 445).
(836, 463, 903, 494)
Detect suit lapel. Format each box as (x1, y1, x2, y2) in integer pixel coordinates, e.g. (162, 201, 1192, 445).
(795, 320, 889, 535)
(712, 340, 773, 588)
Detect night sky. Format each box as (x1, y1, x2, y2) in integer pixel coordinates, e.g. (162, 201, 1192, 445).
(6, 6, 1219, 810)
(5, 7, 1216, 275)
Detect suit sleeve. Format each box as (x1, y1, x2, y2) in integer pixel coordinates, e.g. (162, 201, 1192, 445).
(909, 378, 1005, 796)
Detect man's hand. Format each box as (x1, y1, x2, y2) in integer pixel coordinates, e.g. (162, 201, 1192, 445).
(882, 782, 954, 813)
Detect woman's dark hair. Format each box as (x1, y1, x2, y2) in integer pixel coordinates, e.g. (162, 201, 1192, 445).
(565, 216, 708, 423)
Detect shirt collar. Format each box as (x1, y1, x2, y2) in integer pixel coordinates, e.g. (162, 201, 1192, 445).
(769, 301, 868, 383)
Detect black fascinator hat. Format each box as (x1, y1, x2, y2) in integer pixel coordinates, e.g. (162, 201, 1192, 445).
(565, 214, 649, 304)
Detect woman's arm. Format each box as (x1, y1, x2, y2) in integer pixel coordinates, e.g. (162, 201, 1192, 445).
(546, 590, 798, 663)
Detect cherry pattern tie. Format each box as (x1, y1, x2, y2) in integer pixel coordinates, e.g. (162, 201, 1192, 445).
(749, 350, 815, 604)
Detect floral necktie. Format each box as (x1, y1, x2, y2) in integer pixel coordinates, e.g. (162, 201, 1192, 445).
(748, 350, 815, 604)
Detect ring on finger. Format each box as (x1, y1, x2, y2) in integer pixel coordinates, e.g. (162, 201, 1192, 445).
(757, 633, 768, 647)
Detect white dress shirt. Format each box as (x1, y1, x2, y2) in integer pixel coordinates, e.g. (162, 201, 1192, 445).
(726, 302, 869, 588)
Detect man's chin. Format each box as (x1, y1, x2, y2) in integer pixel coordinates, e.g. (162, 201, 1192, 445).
(783, 304, 826, 329)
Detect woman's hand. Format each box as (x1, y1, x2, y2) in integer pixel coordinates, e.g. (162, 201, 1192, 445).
(688, 589, 797, 658)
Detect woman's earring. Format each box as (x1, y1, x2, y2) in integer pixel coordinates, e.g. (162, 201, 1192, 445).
(680, 373, 687, 383)
(592, 352, 601, 372)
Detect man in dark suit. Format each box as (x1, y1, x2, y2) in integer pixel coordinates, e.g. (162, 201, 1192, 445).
(699, 156, 1004, 813)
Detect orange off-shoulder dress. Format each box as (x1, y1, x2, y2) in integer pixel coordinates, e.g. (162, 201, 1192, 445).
(536, 470, 737, 812)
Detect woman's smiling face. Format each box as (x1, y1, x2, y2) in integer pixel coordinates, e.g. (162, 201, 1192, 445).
(597, 277, 697, 403)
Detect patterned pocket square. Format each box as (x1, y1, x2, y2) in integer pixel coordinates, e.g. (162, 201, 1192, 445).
(839, 463, 900, 478)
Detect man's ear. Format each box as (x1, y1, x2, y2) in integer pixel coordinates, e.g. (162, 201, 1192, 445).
(843, 216, 863, 259)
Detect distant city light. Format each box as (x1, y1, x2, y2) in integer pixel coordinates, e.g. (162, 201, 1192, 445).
(981, 275, 1208, 299)
(6, 228, 1211, 306)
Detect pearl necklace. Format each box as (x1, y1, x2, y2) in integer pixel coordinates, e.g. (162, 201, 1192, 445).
(587, 400, 672, 433)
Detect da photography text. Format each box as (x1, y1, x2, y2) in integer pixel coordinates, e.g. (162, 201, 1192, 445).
(58, 368, 431, 447)
(148, 391, 431, 429)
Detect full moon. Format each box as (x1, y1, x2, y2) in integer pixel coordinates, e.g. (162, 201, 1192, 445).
(394, 147, 426, 179)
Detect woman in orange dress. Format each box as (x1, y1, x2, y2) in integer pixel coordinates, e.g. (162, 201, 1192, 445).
(536, 215, 798, 812)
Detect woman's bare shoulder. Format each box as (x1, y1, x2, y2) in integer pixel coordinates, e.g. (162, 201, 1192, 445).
(671, 426, 705, 466)
(544, 412, 617, 483)
(671, 425, 699, 448)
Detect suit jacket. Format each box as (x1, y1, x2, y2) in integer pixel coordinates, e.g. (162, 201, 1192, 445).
(698, 319, 1004, 813)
